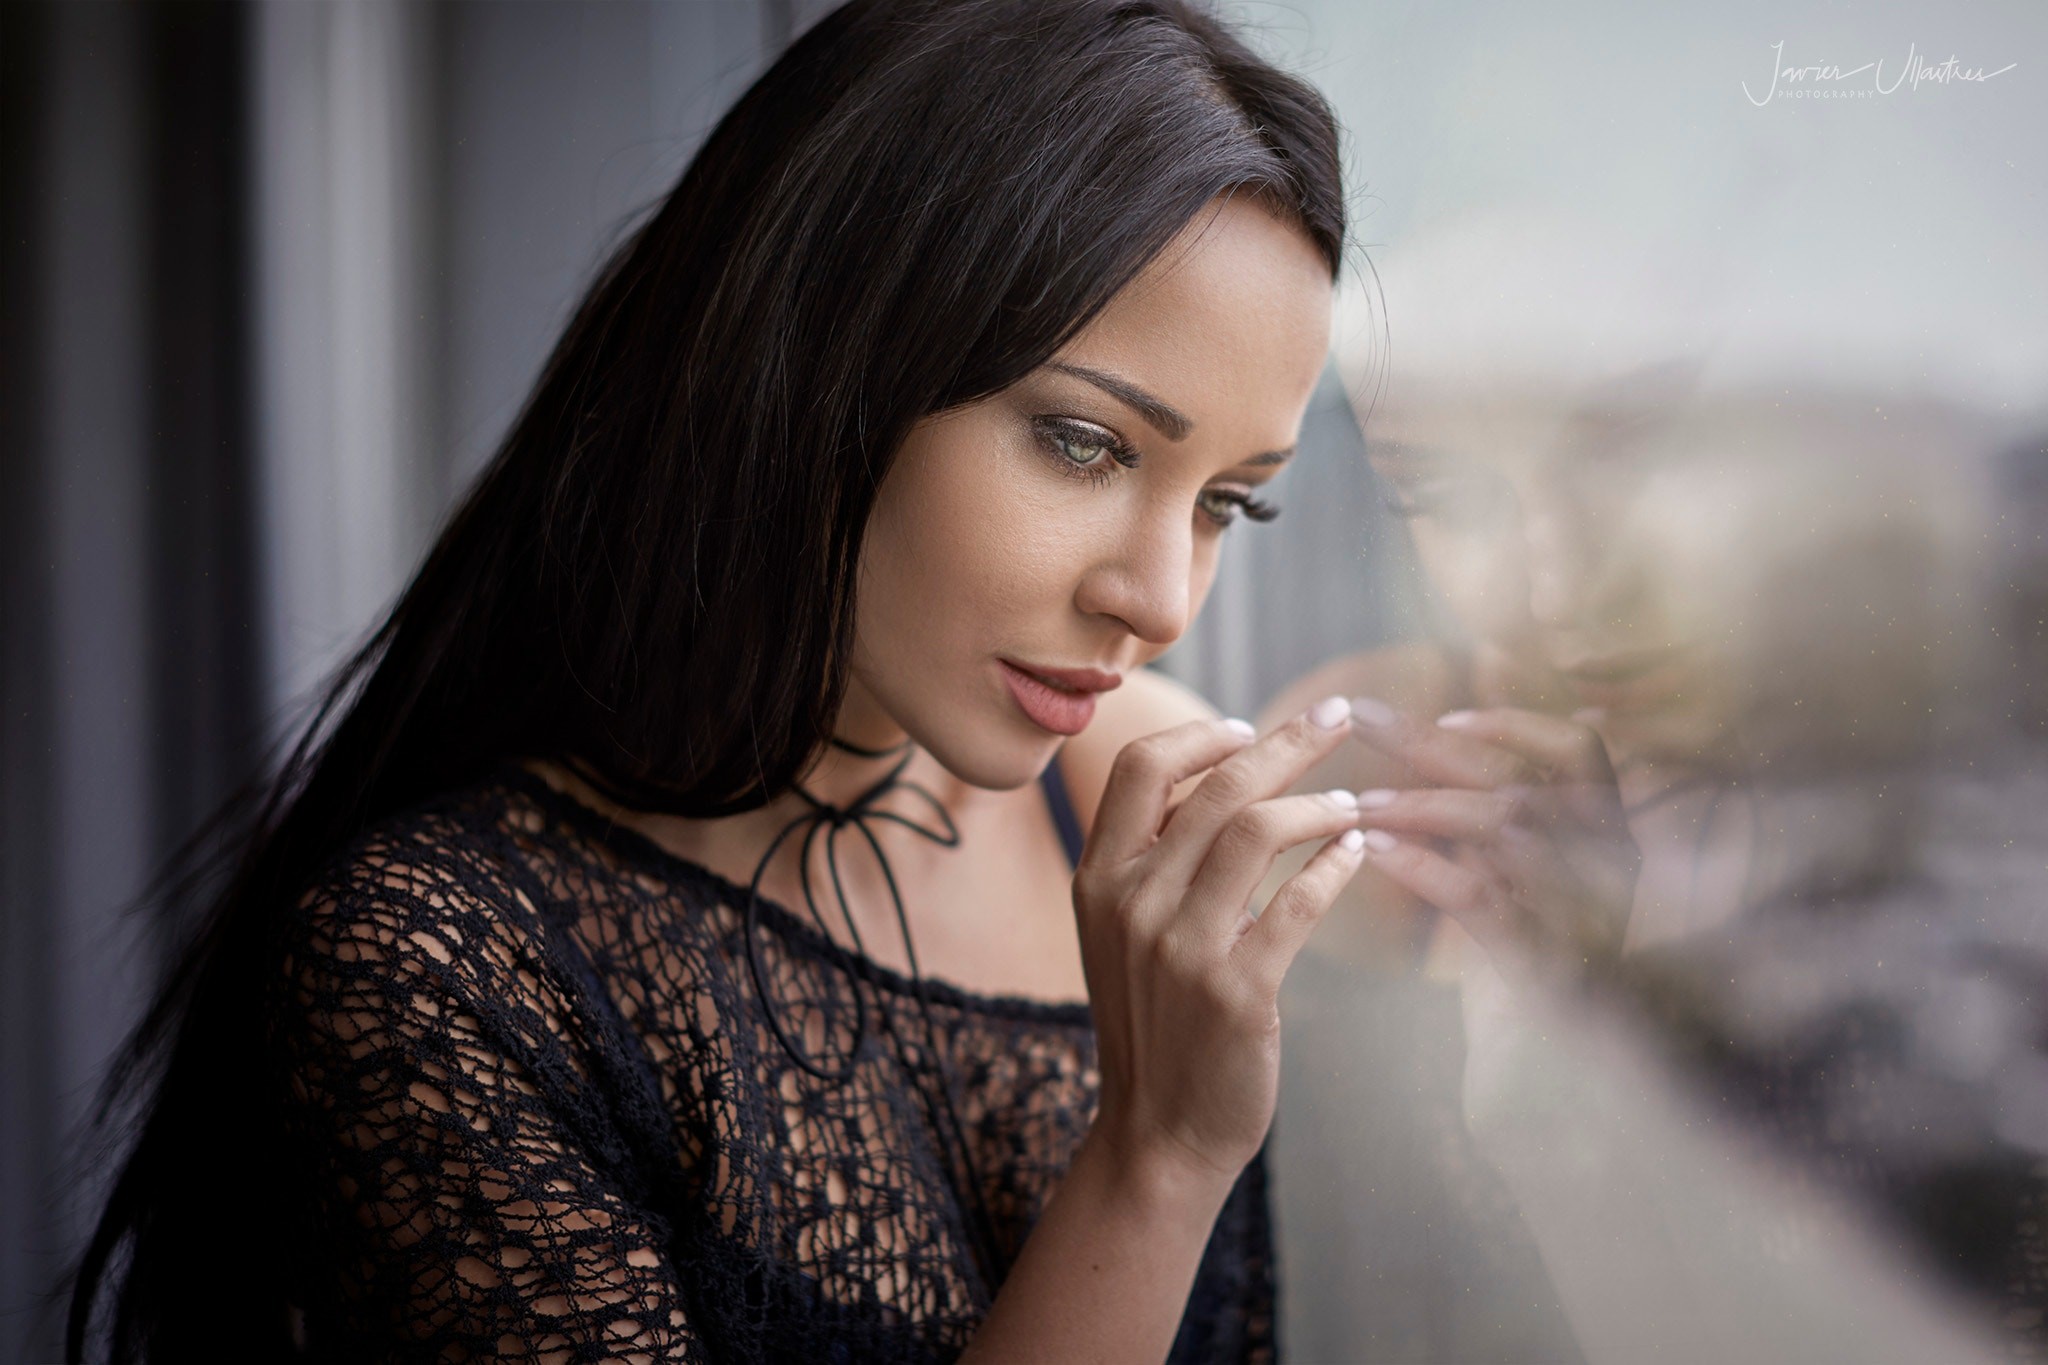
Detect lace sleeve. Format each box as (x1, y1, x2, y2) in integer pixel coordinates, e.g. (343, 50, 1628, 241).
(271, 831, 703, 1363)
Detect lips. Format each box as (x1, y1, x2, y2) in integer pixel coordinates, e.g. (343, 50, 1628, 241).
(1007, 660, 1123, 694)
(998, 659, 1121, 735)
(1555, 647, 1688, 710)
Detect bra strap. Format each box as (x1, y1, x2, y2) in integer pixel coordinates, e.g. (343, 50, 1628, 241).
(1038, 755, 1086, 870)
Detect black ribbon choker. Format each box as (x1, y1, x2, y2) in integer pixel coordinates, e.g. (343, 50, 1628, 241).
(738, 733, 1010, 1293)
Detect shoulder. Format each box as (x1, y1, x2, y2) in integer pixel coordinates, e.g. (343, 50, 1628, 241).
(271, 783, 573, 1066)
(1057, 666, 1222, 836)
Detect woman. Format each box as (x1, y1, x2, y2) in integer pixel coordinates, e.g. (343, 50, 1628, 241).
(64, 0, 1368, 1359)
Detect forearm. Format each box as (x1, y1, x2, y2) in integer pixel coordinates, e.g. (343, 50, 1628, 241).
(959, 1128, 1236, 1365)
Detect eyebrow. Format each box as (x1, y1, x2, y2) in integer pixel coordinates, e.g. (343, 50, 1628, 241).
(1047, 362, 1193, 441)
(1045, 361, 1295, 469)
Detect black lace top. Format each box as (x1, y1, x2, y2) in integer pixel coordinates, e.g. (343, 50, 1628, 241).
(265, 757, 1278, 1362)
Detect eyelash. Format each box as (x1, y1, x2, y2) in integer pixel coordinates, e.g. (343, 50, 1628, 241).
(1381, 489, 1434, 520)
(1381, 478, 1513, 527)
(1030, 416, 1280, 528)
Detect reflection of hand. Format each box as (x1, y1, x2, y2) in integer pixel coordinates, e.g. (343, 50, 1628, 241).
(1343, 699, 1641, 986)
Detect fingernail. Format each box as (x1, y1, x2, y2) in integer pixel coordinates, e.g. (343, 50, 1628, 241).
(1348, 695, 1397, 727)
(1320, 788, 1359, 811)
(1362, 829, 1398, 853)
(1436, 710, 1476, 729)
(1357, 788, 1398, 809)
(1308, 695, 1350, 729)
(1338, 828, 1367, 853)
(1222, 717, 1256, 739)
(1572, 706, 1607, 725)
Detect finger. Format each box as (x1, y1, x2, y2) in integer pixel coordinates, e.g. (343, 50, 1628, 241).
(1345, 696, 1534, 790)
(1360, 780, 1599, 848)
(1233, 826, 1369, 995)
(1488, 823, 1578, 931)
(1493, 823, 1635, 956)
(1149, 696, 1358, 884)
(1421, 708, 1628, 841)
(1088, 716, 1258, 867)
(1353, 786, 1526, 842)
(1352, 829, 1517, 959)
(1436, 707, 1618, 786)
(1179, 790, 1365, 940)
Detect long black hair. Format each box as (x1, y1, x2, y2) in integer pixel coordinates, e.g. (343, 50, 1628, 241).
(63, 0, 1345, 1355)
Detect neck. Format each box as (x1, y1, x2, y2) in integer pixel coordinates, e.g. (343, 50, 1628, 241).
(732, 678, 966, 914)
(790, 674, 916, 811)
(522, 677, 964, 884)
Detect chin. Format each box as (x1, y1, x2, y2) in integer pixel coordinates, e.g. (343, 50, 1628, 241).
(905, 710, 1059, 793)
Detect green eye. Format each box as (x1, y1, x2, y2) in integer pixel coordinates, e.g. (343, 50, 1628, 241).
(1032, 416, 1139, 484)
(1197, 487, 1280, 528)
(1028, 415, 1279, 530)
(1051, 429, 1114, 467)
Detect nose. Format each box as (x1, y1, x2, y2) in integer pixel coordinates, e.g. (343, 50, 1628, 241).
(1521, 493, 1603, 632)
(1073, 502, 1195, 647)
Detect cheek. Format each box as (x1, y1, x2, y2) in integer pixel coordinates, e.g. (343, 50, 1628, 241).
(1623, 471, 1756, 643)
(1417, 529, 1523, 627)
(1188, 535, 1224, 615)
(861, 439, 1092, 660)
(944, 478, 1090, 622)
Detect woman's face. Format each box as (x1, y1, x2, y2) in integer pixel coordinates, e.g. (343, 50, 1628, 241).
(848, 196, 1333, 790)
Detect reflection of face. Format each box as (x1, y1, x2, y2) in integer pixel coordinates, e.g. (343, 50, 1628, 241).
(1367, 379, 1964, 778)
(1366, 372, 1748, 769)
(850, 196, 1333, 790)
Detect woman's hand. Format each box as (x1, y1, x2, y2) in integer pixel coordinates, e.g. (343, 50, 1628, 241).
(1073, 697, 1369, 1188)
(1343, 699, 1641, 986)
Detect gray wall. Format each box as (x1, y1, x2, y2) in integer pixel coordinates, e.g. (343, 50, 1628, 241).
(2, 5, 802, 1357)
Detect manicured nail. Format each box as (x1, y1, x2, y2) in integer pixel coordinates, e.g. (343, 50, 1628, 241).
(1338, 828, 1367, 853)
(1361, 829, 1399, 853)
(1222, 717, 1256, 739)
(1308, 695, 1350, 729)
(1320, 788, 1359, 811)
(1357, 788, 1398, 808)
(1437, 710, 1476, 729)
(1348, 695, 1397, 727)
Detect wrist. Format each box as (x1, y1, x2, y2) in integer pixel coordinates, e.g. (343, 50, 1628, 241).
(1074, 1122, 1242, 1219)
(962, 1118, 1239, 1363)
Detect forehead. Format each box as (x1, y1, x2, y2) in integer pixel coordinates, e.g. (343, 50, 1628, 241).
(1366, 392, 1571, 474)
(1060, 197, 1332, 423)
(1364, 367, 1715, 480)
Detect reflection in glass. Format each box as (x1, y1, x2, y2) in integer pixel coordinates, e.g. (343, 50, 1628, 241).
(1265, 207, 2047, 1362)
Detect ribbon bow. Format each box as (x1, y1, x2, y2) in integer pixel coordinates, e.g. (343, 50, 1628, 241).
(739, 734, 1009, 1291)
